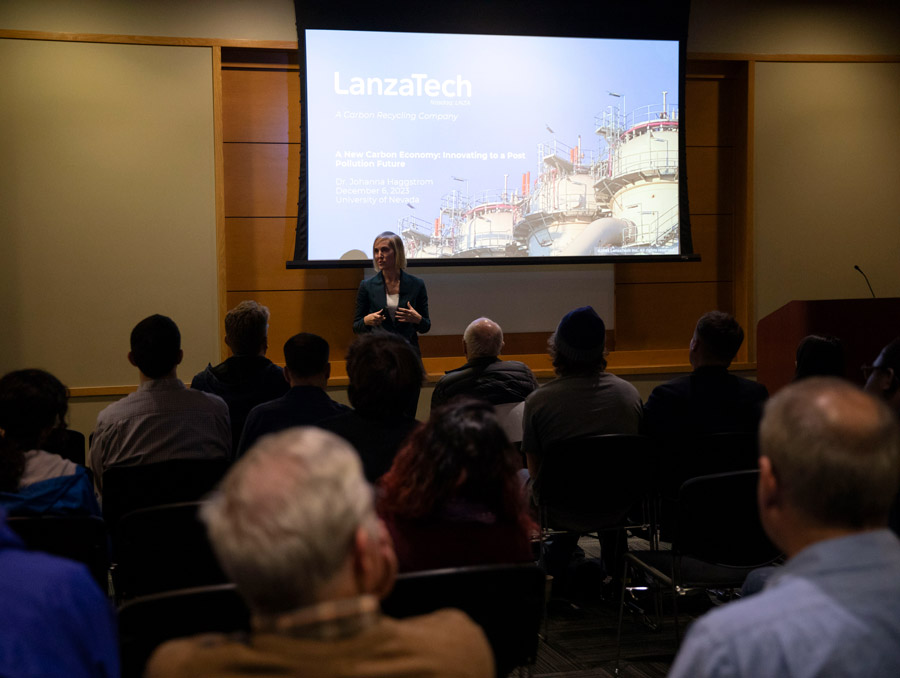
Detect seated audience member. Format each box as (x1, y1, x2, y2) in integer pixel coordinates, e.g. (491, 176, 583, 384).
(0, 369, 99, 516)
(864, 337, 900, 415)
(669, 378, 900, 678)
(0, 508, 119, 677)
(146, 427, 493, 678)
(320, 332, 424, 483)
(192, 301, 288, 450)
(522, 305, 642, 488)
(431, 317, 538, 409)
(90, 314, 231, 490)
(378, 398, 535, 572)
(642, 310, 768, 437)
(864, 337, 900, 534)
(794, 334, 844, 380)
(522, 306, 642, 580)
(237, 332, 349, 455)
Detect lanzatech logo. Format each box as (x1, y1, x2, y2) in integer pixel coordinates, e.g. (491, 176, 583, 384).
(334, 72, 472, 99)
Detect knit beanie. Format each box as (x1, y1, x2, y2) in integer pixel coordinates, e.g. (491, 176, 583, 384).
(554, 306, 606, 361)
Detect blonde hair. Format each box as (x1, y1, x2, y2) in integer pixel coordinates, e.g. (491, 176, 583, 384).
(372, 231, 407, 271)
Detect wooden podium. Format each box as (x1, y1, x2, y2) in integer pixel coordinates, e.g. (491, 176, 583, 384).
(756, 298, 900, 395)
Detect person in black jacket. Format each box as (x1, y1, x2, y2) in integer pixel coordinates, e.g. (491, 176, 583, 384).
(192, 301, 288, 450)
(432, 317, 537, 409)
(352, 232, 430, 357)
(642, 310, 768, 437)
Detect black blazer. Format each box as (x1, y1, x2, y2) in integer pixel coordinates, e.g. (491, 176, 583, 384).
(353, 270, 431, 353)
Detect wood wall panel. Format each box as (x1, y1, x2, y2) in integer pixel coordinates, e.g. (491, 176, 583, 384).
(225, 217, 362, 291)
(685, 146, 734, 215)
(217, 54, 753, 375)
(615, 214, 733, 284)
(615, 282, 735, 351)
(684, 77, 735, 147)
(223, 143, 299, 217)
(226, 290, 359, 362)
(222, 69, 300, 143)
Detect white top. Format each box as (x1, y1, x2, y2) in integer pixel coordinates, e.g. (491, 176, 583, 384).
(386, 292, 400, 320)
(20, 449, 78, 488)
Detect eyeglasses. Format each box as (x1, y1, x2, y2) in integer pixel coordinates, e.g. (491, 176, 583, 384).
(861, 364, 898, 386)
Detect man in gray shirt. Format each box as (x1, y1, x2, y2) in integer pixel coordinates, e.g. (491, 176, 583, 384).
(522, 306, 642, 583)
(90, 314, 231, 491)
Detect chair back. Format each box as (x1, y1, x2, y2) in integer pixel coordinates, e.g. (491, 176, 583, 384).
(381, 562, 545, 676)
(102, 457, 229, 528)
(494, 401, 526, 443)
(538, 434, 654, 532)
(661, 432, 758, 497)
(6, 515, 109, 589)
(113, 501, 228, 599)
(676, 470, 780, 568)
(43, 428, 87, 466)
(118, 584, 249, 678)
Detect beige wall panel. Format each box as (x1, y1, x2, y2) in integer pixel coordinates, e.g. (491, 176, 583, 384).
(685, 146, 734, 215)
(226, 290, 359, 362)
(0, 39, 219, 386)
(615, 282, 734, 351)
(222, 69, 300, 143)
(225, 218, 362, 291)
(754, 62, 900, 320)
(615, 214, 733, 284)
(688, 0, 900, 56)
(224, 143, 299, 217)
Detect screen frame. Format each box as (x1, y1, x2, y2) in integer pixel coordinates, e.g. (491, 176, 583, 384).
(289, 0, 695, 269)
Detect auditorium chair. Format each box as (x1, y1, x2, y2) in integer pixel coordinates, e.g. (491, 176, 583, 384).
(101, 457, 229, 528)
(382, 562, 546, 677)
(118, 583, 249, 678)
(537, 434, 657, 568)
(615, 469, 782, 669)
(6, 514, 110, 589)
(656, 431, 759, 539)
(111, 500, 227, 601)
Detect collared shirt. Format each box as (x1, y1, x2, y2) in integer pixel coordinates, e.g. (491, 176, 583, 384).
(254, 595, 381, 641)
(669, 529, 900, 678)
(90, 378, 231, 488)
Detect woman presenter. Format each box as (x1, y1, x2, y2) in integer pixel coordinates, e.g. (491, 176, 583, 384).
(353, 231, 430, 356)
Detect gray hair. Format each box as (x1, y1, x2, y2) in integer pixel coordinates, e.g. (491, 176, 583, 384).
(201, 427, 374, 616)
(760, 377, 900, 529)
(464, 317, 503, 359)
(372, 231, 407, 270)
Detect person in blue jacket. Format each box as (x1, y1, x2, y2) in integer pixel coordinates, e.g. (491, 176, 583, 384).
(0, 508, 119, 678)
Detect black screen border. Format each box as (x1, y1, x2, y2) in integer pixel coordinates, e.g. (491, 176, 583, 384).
(289, 0, 694, 269)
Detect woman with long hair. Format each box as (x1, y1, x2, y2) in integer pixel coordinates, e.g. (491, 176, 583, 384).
(377, 398, 535, 572)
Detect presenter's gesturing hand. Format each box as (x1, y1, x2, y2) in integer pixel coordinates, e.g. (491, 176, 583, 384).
(365, 310, 385, 327)
(395, 302, 421, 325)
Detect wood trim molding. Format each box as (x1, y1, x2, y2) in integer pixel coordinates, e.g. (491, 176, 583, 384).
(212, 45, 229, 361)
(688, 52, 900, 63)
(69, 385, 138, 398)
(0, 29, 298, 49)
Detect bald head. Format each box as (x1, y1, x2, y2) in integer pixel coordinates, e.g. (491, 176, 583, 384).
(760, 377, 900, 531)
(463, 318, 504, 359)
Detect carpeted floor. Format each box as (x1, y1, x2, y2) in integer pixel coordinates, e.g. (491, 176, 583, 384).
(516, 535, 722, 678)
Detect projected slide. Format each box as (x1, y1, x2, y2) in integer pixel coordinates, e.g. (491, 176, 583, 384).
(305, 29, 679, 262)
